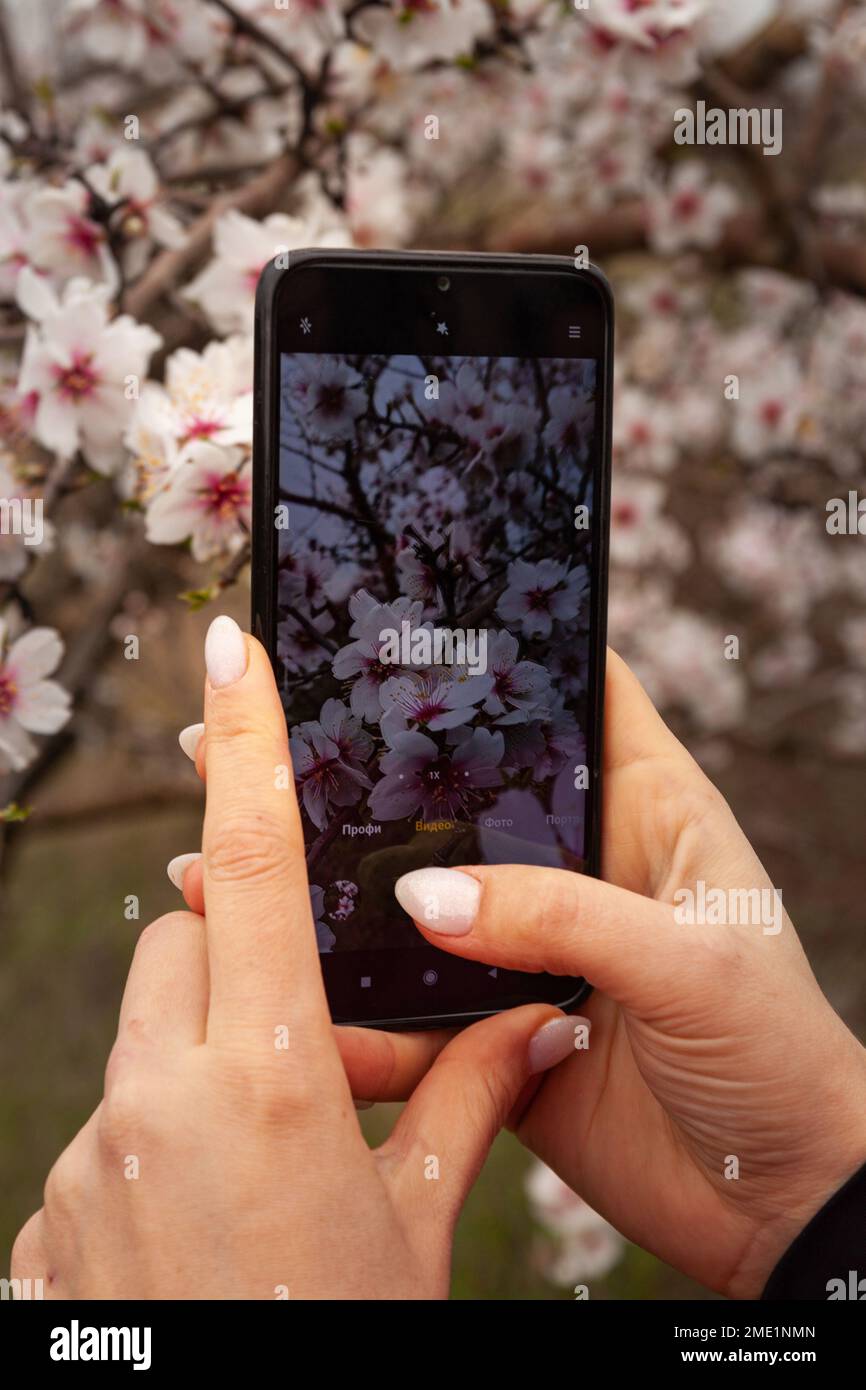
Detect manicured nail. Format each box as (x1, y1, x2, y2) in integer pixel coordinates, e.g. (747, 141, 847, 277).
(167, 852, 201, 891)
(205, 615, 247, 689)
(394, 867, 480, 935)
(178, 722, 204, 762)
(528, 1015, 591, 1074)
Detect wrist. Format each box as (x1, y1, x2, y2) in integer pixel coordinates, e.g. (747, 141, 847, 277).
(730, 1039, 866, 1299)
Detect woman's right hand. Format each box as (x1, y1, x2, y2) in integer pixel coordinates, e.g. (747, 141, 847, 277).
(394, 651, 866, 1298)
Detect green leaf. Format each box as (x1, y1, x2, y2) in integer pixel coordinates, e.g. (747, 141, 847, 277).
(179, 585, 217, 612)
(1, 801, 32, 823)
(32, 77, 55, 105)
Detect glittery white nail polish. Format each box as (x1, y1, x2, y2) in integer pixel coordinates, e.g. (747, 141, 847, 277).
(528, 1015, 591, 1074)
(394, 867, 480, 935)
(205, 615, 247, 689)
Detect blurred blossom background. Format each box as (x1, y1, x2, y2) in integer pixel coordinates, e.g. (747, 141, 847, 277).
(1, 0, 864, 1299)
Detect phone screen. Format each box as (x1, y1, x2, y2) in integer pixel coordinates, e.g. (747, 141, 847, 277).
(256, 255, 610, 1025)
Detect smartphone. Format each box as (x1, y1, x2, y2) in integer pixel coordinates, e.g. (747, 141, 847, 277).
(252, 249, 612, 1030)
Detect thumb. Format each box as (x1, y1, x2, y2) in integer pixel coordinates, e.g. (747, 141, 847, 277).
(394, 864, 688, 1014)
(378, 1004, 589, 1232)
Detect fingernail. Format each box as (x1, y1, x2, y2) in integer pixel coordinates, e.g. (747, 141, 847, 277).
(167, 852, 201, 891)
(528, 1015, 591, 1074)
(178, 722, 204, 762)
(394, 867, 480, 935)
(205, 615, 247, 689)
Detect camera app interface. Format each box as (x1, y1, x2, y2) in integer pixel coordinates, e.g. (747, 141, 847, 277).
(277, 352, 598, 952)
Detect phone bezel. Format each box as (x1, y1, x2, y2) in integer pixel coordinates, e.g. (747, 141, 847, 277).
(252, 249, 613, 1030)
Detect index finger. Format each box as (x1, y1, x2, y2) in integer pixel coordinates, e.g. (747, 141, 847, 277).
(201, 615, 332, 1048)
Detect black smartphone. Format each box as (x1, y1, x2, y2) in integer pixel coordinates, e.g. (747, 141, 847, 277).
(252, 249, 612, 1030)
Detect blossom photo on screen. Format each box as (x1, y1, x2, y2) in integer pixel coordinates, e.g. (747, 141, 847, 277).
(277, 352, 596, 951)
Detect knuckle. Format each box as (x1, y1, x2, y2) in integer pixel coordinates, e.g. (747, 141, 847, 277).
(98, 1074, 155, 1155)
(206, 812, 293, 884)
(103, 1032, 142, 1092)
(44, 1147, 86, 1216)
(219, 1048, 317, 1124)
(251, 1080, 311, 1127)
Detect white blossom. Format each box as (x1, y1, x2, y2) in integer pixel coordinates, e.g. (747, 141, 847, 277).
(648, 161, 738, 255)
(16, 270, 162, 475)
(354, 0, 493, 72)
(86, 148, 186, 279)
(126, 335, 253, 499)
(525, 1162, 626, 1286)
(0, 617, 71, 774)
(145, 440, 251, 562)
(24, 180, 117, 291)
(185, 199, 351, 334)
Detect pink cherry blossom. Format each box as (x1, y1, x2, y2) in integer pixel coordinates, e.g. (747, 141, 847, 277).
(0, 619, 71, 774)
(291, 699, 373, 831)
(289, 356, 366, 442)
(379, 670, 493, 741)
(16, 270, 161, 475)
(25, 181, 117, 291)
(277, 609, 335, 676)
(610, 474, 690, 569)
(332, 592, 425, 722)
(483, 630, 552, 718)
(369, 726, 504, 821)
(86, 148, 186, 279)
(497, 559, 589, 640)
(525, 1161, 625, 1286)
(613, 385, 678, 472)
(233, 0, 345, 67)
(126, 335, 252, 499)
(0, 178, 33, 301)
(145, 440, 251, 562)
(354, 0, 493, 72)
(185, 201, 350, 335)
(648, 161, 738, 255)
(542, 384, 595, 462)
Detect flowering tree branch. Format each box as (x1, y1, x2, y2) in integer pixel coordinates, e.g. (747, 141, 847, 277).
(1, 0, 865, 853)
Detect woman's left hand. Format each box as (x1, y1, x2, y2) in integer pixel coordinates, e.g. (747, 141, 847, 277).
(10, 617, 581, 1299)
